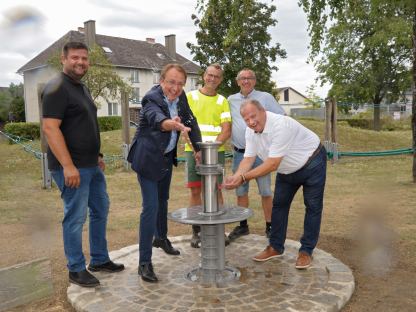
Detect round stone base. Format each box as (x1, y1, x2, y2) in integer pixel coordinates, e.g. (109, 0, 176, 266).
(68, 235, 354, 312)
(185, 266, 240, 285)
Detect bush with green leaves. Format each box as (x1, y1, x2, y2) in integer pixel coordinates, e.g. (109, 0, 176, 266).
(3, 116, 123, 144)
(337, 116, 411, 131)
(97, 116, 122, 132)
(4, 122, 40, 140)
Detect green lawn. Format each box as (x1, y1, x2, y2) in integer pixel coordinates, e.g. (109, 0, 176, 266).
(0, 120, 414, 252)
(1, 119, 415, 311)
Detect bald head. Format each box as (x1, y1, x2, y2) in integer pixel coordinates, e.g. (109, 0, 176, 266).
(240, 99, 266, 133)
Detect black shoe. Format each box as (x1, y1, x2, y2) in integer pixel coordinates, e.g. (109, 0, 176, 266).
(265, 227, 271, 238)
(138, 263, 158, 283)
(69, 270, 100, 287)
(225, 234, 230, 246)
(190, 233, 201, 248)
(228, 225, 250, 241)
(88, 260, 125, 273)
(152, 238, 180, 255)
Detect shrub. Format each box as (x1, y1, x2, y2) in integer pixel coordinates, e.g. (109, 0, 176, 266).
(4, 122, 40, 140)
(3, 116, 124, 143)
(381, 116, 411, 131)
(337, 116, 411, 131)
(98, 116, 122, 132)
(339, 119, 373, 129)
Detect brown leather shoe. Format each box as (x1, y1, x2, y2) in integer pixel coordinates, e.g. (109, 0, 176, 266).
(295, 252, 312, 269)
(253, 245, 283, 262)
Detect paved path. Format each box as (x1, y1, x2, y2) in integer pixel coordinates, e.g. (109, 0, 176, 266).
(68, 235, 354, 312)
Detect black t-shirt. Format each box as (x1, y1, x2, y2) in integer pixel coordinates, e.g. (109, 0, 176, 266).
(42, 73, 100, 170)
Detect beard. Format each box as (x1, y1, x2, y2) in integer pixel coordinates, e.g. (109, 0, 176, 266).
(65, 65, 88, 81)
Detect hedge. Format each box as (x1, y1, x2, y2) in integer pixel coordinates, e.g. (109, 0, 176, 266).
(3, 116, 122, 142)
(4, 122, 40, 140)
(97, 116, 122, 132)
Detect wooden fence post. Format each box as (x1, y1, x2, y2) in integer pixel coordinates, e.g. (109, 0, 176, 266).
(37, 83, 51, 189)
(325, 97, 332, 142)
(120, 91, 131, 170)
(331, 97, 338, 162)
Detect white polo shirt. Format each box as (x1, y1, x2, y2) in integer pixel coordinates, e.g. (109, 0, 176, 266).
(244, 112, 320, 174)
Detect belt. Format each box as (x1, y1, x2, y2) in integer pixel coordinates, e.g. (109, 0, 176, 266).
(233, 146, 245, 153)
(302, 143, 323, 169)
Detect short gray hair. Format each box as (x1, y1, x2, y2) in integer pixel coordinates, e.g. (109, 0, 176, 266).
(205, 63, 224, 77)
(236, 68, 256, 80)
(240, 99, 265, 114)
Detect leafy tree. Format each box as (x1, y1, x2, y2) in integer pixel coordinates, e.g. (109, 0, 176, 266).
(0, 90, 12, 122)
(0, 83, 24, 122)
(48, 44, 131, 105)
(299, 0, 416, 181)
(9, 96, 25, 121)
(299, 0, 412, 131)
(187, 0, 286, 96)
(305, 84, 323, 108)
(412, 1, 416, 183)
(8, 83, 23, 98)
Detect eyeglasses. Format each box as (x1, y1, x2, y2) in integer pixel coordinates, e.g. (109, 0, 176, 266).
(164, 80, 186, 87)
(206, 73, 222, 80)
(238, 77, 255, 81)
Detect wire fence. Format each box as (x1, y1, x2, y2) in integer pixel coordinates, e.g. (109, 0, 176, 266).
(0, 131, 413, 165)
(0, 130, 42, 159)
(0, 130, 125, 168)
(290, 102, 412, 120)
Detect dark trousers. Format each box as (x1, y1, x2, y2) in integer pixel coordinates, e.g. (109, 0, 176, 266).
(269, 147, 327, 255)
(137, 153, 173, 264)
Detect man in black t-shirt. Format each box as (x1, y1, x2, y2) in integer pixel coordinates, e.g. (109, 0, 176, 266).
(42, 42, 124, 288)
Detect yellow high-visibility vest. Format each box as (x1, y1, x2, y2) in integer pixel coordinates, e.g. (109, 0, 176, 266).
(185, 90, 231, 152)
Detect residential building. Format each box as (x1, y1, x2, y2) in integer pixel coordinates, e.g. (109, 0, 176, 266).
(277, 87, 309, 115)
(17, 20, 201, 123)
(385, 88, 413, 118)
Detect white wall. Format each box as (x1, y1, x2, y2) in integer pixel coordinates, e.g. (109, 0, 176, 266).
(24, 66, 200, 122)
(24, 66, 59, 122)
(278, 88, 308, 115)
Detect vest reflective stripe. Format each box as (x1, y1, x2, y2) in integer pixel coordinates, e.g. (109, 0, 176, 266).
(199, 124, 222, 133)
(216, 95, 225, 104)
(191, 90, 199, 101)
(202, 135, 218, 142)
(221, 111, 231, 119)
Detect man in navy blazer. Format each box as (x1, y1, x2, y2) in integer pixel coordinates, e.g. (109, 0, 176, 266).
(128, 63, 201, 283)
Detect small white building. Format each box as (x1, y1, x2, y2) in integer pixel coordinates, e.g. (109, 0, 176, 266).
(18, 20, 201, 123)
(277, 87, 309, 115)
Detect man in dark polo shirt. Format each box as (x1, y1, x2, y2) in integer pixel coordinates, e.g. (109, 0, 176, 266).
(42, 41, 124, 288)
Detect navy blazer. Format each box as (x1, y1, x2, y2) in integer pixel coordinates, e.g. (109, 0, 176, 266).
(127, 85, 202, 181)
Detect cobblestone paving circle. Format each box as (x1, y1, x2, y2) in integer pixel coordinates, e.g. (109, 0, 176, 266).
(68, 235, 354, 312)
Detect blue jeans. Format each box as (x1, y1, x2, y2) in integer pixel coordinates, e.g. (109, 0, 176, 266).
(232, 151, 272, 197)
(269, 147, 327, 256)
(51, 166, 110, 272)
(137, 153, 173, 264)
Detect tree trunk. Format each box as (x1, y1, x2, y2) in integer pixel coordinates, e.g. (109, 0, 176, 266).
(372, 90, 383, 131)
(412, 5, 416, 182)
(373, 101, 381, 131)
(325, 98, 331, 142)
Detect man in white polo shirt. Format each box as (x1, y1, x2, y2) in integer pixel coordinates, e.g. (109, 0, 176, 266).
(227, 68, 285, 241)
(224, 99, 327, 269)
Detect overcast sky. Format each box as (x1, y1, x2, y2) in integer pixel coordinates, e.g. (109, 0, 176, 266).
(0, 0, 330, 98)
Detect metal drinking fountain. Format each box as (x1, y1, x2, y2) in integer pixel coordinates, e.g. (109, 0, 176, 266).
(168, 142, 253, 286)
